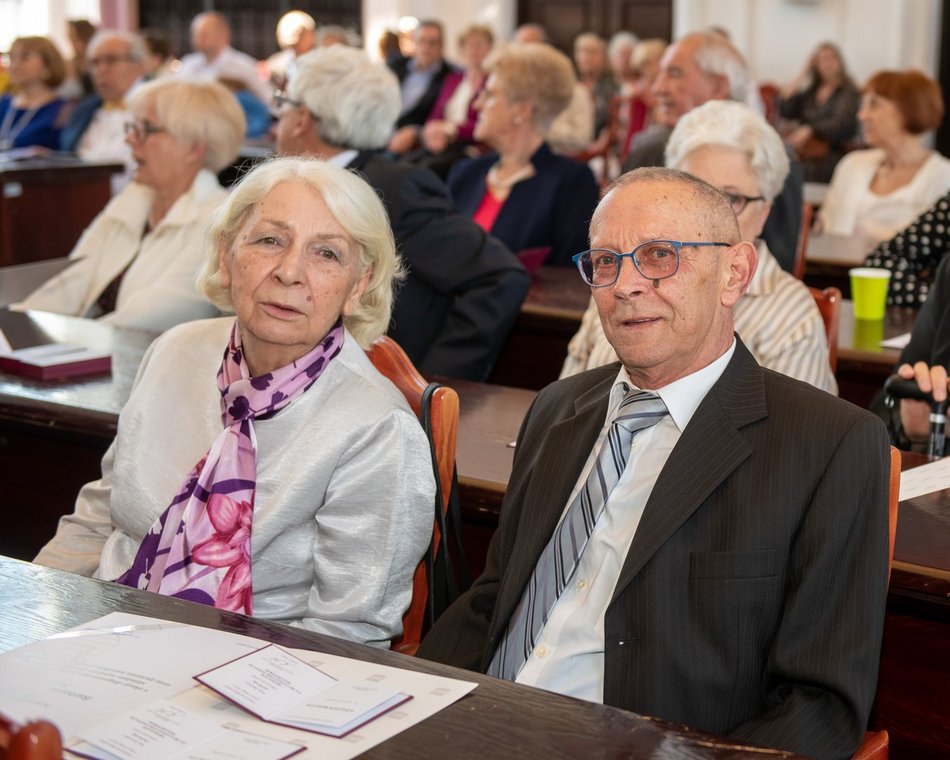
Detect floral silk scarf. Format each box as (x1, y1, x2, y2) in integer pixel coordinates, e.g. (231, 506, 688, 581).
(115, 320, 344, 614)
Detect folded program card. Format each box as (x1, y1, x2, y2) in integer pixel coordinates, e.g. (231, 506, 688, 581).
(196, 646, 411, 738)
(71, 699, 304, 760)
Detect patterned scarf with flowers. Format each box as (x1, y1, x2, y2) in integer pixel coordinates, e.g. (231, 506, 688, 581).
(115, 320, 345, 614)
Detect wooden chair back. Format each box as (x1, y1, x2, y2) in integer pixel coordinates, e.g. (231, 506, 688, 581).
(365, 336, 459, 655)
(793, 201, 814, 280)
(0, 713, 62, 760)
(808, 285, 841, 374)
(853, 729, 889, 759)
(852, 448, 900, 759)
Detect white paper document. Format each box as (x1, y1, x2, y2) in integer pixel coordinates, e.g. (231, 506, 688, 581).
(197, 646, 410, 736)
(899, 454, 950, 500)
(881, 332, 912, 350)
(71, 699, 303, 760)
(0, 612, 477, 760)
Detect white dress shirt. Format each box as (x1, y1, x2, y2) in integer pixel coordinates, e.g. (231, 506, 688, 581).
(515, 341, 736, 701)
(177, 46, 271, 104)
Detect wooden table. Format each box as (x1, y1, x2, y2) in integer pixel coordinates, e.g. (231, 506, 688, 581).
(0, 555, 802, 760)
(836, 300, 915, 407)
(872, 452, 950, 758)
(489, 266, 590, 390)
(0, 157, 122, 267)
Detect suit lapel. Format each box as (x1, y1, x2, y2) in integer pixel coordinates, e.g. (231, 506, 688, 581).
(489, 373, 614, 638)
(611, 342, 768, 602)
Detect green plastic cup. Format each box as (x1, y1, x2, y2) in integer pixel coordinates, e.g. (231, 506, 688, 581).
(849, 267, 891, 321)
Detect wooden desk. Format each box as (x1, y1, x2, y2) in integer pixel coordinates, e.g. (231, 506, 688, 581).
(804, 232, 869, 296)
(489, 267, 589, 390)
(871, 452, 950, 759)
(0, 556, 802, 760)
(836, 300, 915, 407)
(0, 157, 122, 267)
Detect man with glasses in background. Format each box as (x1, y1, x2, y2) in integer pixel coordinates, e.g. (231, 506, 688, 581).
(419, 166, 890, 759)
(60, 30, 145, 192)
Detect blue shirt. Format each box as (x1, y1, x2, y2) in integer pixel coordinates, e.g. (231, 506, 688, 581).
(0, 95, 66, 150)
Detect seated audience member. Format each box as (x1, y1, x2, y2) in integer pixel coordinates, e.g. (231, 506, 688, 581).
(62, 18, 96, 98)
(820, 69, 950, 251)
(418, 24, 493, 176)
(276, 46, 529, 380)
(418, 166, 890, 760)
(622, 31, 802, 275)
(619, 38, 667, 162)
(888, 254, 950, 446)
(448, 43, 600, 268)
(574, 32, 617, 136)
(0, 37, 68, 151)
(778, 42, 859, 182)
(266, 11, 317, 89)
(18, 80, 244, 331)
(864, 191, 950, 307)
(607, 31, 638, 96)
(140, 28, 174, 81)
(177, 11, 270, 104)
(512, 23, 594, 155)
(563, 101, 836, 394)
(35, 157, 434, 646)
(387, 20, 455, 154)
(59, 30, 145, 186)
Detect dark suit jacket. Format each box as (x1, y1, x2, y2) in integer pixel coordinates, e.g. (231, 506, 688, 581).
(348, 152, 529, 380)
(419, 340, 890, 760)
(621, 126, 804, 276)
(59, 94, 102, 152)
(899, 253, 950, 368)
(390, 57, 455, 129)
(448, 142, 600, 267)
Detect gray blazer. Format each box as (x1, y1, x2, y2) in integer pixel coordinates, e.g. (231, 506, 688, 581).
(419, 339, 890, 760)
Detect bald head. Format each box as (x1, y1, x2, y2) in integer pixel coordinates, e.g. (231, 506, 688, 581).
(191, 12, 230, 60)
(593, 167, 740, 244)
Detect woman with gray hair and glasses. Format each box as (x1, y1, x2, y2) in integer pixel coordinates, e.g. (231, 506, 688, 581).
(563, 99, 836, 394)
(35, 157, 435, 646)
(17, 78, 244, 331)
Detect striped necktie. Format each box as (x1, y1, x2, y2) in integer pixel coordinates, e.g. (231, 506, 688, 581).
(487, 386, 668, 681)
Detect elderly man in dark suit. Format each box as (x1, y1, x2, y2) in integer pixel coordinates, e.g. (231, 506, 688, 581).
(418, 167, 891, 760)
(275, 45, 528, 381)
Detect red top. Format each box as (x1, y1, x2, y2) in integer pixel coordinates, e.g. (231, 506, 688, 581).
(472, 188, 505, 232)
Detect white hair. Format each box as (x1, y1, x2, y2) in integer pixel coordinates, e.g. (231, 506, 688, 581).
(289, 46, 400, 150)
(665, 100, 789, 201)
(690, 31, 749, 104)
(197, 158, 402, 348)
(88, 29, 147, 62)
(608, 31, 638, 60)
(127, 79, 245, 172)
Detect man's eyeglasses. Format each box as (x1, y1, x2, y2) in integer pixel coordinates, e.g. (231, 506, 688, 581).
(572, 240, 732, 287)
(723, 191, 765, 215)
(272, 89, 303, 110)
(124, 119, 167, 142)
(89, 54, 135, 67)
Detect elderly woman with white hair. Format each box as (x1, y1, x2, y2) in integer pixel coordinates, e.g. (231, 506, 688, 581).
(17, 78, 244, 331)
(35, 157, 435, 646)
(562, 100, 836, 394)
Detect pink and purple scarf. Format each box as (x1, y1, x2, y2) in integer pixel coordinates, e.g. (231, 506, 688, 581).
(115, 321, 344, 614)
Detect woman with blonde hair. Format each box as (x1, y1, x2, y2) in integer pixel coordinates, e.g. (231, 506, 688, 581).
(18, 79, 245, 331)
(35, 157, 435, 645)
(448, 42, 599, 268)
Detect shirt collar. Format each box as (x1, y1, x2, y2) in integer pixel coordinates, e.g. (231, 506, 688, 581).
(607, 338, 737, 432)
(325, 149, 359, 168)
